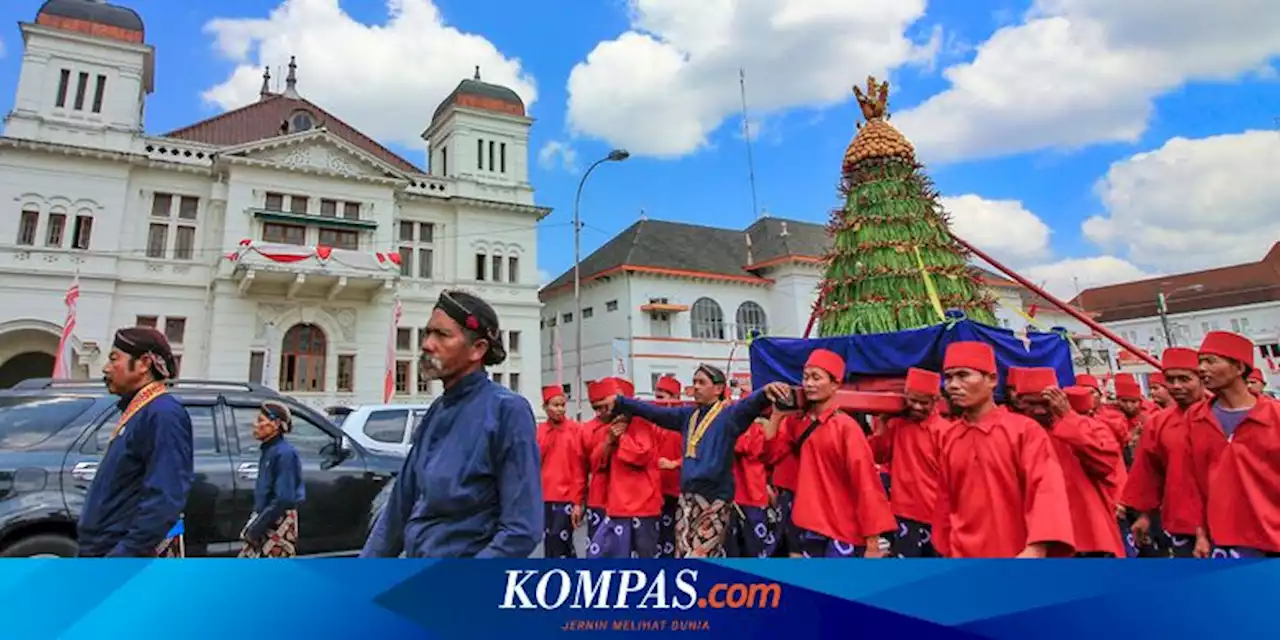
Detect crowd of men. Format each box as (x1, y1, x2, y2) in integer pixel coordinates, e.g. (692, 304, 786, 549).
(70, 288, 1276, 560)
(537, 330, 1278, 559)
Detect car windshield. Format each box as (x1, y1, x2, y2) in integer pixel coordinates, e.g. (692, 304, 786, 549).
(0, 395, 95, 449)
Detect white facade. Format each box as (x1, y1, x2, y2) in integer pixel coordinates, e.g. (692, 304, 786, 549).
(0, 19, 548, 412)
(540, 261, 824, 405)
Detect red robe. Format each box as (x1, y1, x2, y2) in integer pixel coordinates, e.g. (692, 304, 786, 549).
(1186, 396, 1280, 552)
(592, 418, 663, 518)
(657, 429, 682, 498)
(868, 413, 950, 524)
(1049, 413, 1125, 556)
(788, 409, 896, 546)
(1096, 405, 1135, 447)
(581, 419, 611, 510)
(933, 406, 1076, 558)
(1122, 405, 1201, 535)
(763, 418, 800, 492)
(536, 419, 586, 504)
(733, 422, 770, 508)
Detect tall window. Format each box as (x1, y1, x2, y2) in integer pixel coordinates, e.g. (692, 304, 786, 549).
(71, 215, 92, 250)
(477, 139, 484, 169)
(492, 254, 503, 282)
(691, 297, 725, 340)
(475, 252, 487, 281)
(55, 69, 71, 108)
(489, 141, 495, 172)
(337, 354, 355, 392)
(507, 256, 520, 283)
(148, 193, 197, 259)
(397, 221, 435, 279)
(735, 302, 768, 340)
(73, 72, 89, 111)
(263, 223, 305, 245)
(500, 143, 507, 173)
(46, 213, 66, 247)
(91, 74, 107, 114)
(280, 324, 326, 392)
(318, 228, 358, 251)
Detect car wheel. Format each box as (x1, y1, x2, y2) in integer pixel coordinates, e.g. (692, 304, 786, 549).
(1, 534, 79, 558)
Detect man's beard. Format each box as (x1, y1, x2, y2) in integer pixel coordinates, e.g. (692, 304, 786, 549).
(419, 354, 445, 380)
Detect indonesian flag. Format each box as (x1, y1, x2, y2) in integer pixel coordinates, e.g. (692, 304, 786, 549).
(382, 298, 402, 403)
(52, 274, 80, 378)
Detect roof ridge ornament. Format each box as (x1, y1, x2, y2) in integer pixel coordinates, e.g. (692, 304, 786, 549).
(474, 65, 481, 81)
(284, 55, 299, 98)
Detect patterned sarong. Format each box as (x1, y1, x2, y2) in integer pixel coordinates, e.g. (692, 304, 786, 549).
(892, 516, 937, 558)
(587, 516, 661, 558)
(675, 493, 731, 558)
(726, 505, 777, 558)
(586, 507, 606, 541)
(543, 502, 578, 559)
(658, 496, 679, 558)
(798, 529, 864, 558)
(1211, 546, 1279, 559)
(239, 510, 299, 558)
(773, 488, 801, 557)
(1167, 532, 1196, 558)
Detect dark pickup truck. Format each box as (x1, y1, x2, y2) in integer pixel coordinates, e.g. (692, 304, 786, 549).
(0, 379, 400, 557)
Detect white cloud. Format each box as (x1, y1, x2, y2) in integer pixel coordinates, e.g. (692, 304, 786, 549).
(538, 269, 552, 286)
(201, 0, 537, 152)
(0, 36, 6, 58)
(1084, 129, 1280, 272)
(941, 194, 1051, 265)
(1021, 255, 1150, 299)
(894, 0, 1280, 162)
(565, 0, 939, 158)
(537, 140, 578, 172)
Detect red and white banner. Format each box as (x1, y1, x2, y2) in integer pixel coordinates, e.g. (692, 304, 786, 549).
(383, 298, 403, 403)
(52, 274, 80, 378)
(226, 240, 402, 272)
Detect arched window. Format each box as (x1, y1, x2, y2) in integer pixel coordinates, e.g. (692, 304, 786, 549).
(735, 301, 768, 340)
(289, 111, 314, 133)
(690, 298, 725, 340)
(280, 323, 326, 392)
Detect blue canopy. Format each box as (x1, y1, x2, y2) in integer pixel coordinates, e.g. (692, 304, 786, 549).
(749, 319, 1075, 400)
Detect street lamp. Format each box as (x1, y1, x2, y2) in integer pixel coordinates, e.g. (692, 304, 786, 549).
(1156, 283, 1204, 349)
(573, 149, 630, 419)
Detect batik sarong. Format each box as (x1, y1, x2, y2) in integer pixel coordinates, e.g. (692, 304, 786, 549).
(891, 516, 937, 558)
(772, 488, 801, 557)
(155, 518, 185, 558)
(543, 502, 577, 559)
(658, 496, 679, 558)
(586, 507, 606, 541)
(797, 529, 864, 558)
(675, 493, 731, 558)
(1167, 532, 1196, 558)
(238, 510, 299, 558)
(726, 505, 776, 558)
(587, 515, 661, 558)
(1211, 546, 1279, 559)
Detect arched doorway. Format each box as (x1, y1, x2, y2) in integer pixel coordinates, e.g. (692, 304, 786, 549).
(0, 352, 56, 389)
(280, 323, 327, 392)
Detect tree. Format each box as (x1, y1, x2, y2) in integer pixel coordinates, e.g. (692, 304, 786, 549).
(816, 77, 997, 336)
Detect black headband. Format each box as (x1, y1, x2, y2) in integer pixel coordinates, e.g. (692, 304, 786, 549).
(435, 290, 506, 366)
(696, 363, 727, 385)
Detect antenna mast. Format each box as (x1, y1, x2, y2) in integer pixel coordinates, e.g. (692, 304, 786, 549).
(739, 68, 760, 220)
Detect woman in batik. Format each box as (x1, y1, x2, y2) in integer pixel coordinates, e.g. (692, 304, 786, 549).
(240, 400, 305, 558)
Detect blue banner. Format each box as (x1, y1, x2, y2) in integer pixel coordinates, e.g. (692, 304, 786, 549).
(750, 319, 1075, 399)
(6, 559, 1276, 638)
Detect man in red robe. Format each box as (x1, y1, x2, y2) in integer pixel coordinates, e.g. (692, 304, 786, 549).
(580, 379, 617, 540)
(869, 367, 950, 557)
(727, 416, 775, 557)
(763, 349, 895, 557)
(537, 386, 585, 558)
(933, 342, 1075, 558)
(588, 377, 663, 558)
(653, 376, 684, 557)
(1247, 368, 1266, 396)
(1017, 369, 1125, 557)
(1187, 331, 1280, 558)
(762, 408, 802, 556)
(1148, 373, 1172, 409)
(1123, 347, 1205, 558)
(1076, 374, 1129, 444)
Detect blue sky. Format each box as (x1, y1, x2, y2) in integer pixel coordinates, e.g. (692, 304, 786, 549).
(2, 0, 1277, 296)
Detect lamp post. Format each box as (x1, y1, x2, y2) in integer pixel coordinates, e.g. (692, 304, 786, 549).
(573, 149, 630, 419)
(1156, 283, 1204, 349)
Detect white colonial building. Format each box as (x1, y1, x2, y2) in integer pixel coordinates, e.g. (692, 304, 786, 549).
(0, 0, 548, 411)
(1073, 243, 1280, 390)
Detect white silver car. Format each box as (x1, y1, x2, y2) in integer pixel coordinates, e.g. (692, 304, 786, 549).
(338, 403, 432, 458)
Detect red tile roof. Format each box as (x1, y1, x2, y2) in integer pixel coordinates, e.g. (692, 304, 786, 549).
(1070, 243, 1280, 323)
(164, 94, 420, 173)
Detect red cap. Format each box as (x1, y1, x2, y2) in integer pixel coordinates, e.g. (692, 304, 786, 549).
(1075, 374, 1100, 391)
(1199, 331, 1254, 368)
(943, 342, 996, 374)
(804, 349, 845, 382)
(1015, 367, 1058, 395)
(1148, 372, 1166, 388)
(1161, 347, 1199, 373)
(1114, 373, 1142, 400)
(1248, 368, 1264, 383)
(904, 368, 941, 396)
(1065, 386, 1095, 413)
(611, 377, 636, 398)
(587, 378, 617, 403)
(655, 376, 682, 397)
(541, 385, 564, 404)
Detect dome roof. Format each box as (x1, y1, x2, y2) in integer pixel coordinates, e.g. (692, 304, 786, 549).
(431, 68, 526, 123)
(37, 0, 144, 37)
